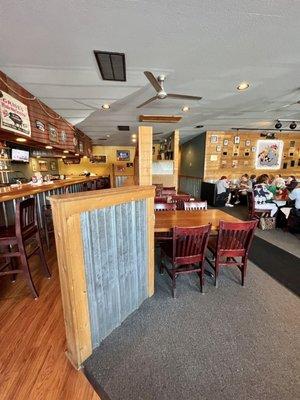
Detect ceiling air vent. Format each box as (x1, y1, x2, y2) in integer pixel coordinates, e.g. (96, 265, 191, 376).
(118, 125, 130, 131)
(94, 51, 126, 81)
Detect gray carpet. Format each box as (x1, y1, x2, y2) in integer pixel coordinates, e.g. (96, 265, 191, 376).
(84, 262, 300, 400)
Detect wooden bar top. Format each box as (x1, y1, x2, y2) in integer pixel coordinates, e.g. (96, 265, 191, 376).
(155, 209, 241, 233)
(0, 176, 103, 203)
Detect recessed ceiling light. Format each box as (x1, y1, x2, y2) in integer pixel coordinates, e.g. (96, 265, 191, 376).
(106, 134, 110, 137)
(62, 156, 66, 159)
(182, 106, 189, 112)
(102, 104, 110, 110)
(63, 150, 69, 154)
(16, 137, 27, 142)
(132, 134, 137, 138)
(132, 138, 137, 143)
(237, 82, 250, 91)
(75, 153, 79, 156)
(83, 155, 88, 159)
(45, 145, 53, 149)
(36, 155, 41, 159)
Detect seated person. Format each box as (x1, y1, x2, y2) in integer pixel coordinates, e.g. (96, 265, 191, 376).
(215, 176, 233, 207)
(285, 184, 300, 232)
(253, 174, 278, 217)
(250, 174, 257, 186)
(234, 174, 252, 204)
(286, 175, 298, 191)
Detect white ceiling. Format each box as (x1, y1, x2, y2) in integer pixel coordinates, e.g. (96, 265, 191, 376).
(1, 0, 300, 145)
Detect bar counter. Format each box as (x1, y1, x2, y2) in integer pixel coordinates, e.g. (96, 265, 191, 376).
(0, 176, 103, 202)
(0, 176, 109, 228)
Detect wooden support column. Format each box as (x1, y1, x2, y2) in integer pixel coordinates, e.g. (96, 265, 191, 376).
(138, 126, 153, 186)
(173, 129, 180, 190)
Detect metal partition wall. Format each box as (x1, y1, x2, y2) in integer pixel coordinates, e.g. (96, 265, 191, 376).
(81, 200, 148, 348)
(49, 185, 155, 368)
(179, 176, 202, 199)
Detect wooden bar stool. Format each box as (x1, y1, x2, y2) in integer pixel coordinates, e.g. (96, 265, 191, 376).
(0, 198, 51, 298)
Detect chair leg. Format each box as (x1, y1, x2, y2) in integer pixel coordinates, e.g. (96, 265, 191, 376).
(241, 259, 247, 286)
(199, 264, 204, 293)
(36, 232, 51, 278)
(214, 259, 220, 288)
(19, 251, 38, 299)
(172, 273, 177, 298)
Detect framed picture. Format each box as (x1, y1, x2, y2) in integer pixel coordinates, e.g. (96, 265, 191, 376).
(210, 135, 218, 144)
(116, 150, 130, 161)
(35, 120, 45, 132)
(245, 139, 251, 146)
(61, 130, 67, 143)
(223, 139, 229, 146)
(255, 140, 283, 170)
(234, 136, 240, 144)
(48, 125, 58, 142)
(90, 155, 107, 164)
(50, 160, 56, 171)
(38, 160, 48, 172)
(251, 146, 256, 152)
(79, 141, 84, 153)
(216, 145, 221, 152)
(31, 158, 38, 172)
(290, 140, 295, 147)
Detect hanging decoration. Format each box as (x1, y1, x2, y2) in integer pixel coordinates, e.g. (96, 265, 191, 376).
(0, 90, 31, 136)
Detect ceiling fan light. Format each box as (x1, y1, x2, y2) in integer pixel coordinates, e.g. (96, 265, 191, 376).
(182, 106, 189, 112)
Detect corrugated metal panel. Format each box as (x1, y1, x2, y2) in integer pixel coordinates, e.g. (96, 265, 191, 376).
(179, 177, 202, 199)
(81, 200, 148, 348)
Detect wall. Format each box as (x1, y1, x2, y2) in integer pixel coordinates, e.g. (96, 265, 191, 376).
(204, 131, 300, 181)
(58, 145, 136, 179)
(179, 133, 206, 178)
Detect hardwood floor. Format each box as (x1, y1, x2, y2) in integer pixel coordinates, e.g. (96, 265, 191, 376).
(0, 244, 99, 400)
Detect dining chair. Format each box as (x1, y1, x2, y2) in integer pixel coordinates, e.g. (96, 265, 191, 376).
(154, 203, 176, 211)
(161, 187, 176, 196)
(184, 201, 207, 210)
(160, 224, 211, 297)
(154, 196, 168, 203)
(206, 220, 258, 287)
(247, 191, 271, 219)
(0, 198, 51, 298)
(170, 194, 190, 210)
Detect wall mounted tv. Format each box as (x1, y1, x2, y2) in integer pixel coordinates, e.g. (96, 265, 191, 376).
(116, 150, 130, 161)
(11, 148, 30, 163)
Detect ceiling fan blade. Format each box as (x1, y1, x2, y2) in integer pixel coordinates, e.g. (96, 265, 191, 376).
(136, 96, 158, 109)
(144, 71, 162, 92)
(168, 93, 202, 101)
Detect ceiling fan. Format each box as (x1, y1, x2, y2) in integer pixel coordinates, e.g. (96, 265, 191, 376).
(137, 71, 202, 108)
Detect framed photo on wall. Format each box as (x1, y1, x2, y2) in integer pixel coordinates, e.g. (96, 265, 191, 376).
(90, 155, 107, 164)
(50, 160, 56, 171)
(38, 160, 48, 172)
(210, 135, 218, 144)
(223, 139, 229, 146)
(216, 145, 221, 152)
(234, 136, 240, 145)
(245, 139, 251, 146)
(255, 140, 283, 170)
(48, 125, 58, 142)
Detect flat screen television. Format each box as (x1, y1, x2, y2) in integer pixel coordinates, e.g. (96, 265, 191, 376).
(11, 148, 30, 163)
(116, 150, 130, 161)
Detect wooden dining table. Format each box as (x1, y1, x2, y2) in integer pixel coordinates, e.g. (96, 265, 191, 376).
(154, 209, 242, 234)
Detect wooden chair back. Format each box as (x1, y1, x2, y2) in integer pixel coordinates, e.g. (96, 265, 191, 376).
(154, 203, 176, 212)
(15, 198, 38, 238)
(247, 191, 271, 219)
(172, 225, 211, 266)
(216, 220, 258, 258)
(154, 196, 168, 203)
(184, 201, 207, 211)
(171, 194, 191, 210)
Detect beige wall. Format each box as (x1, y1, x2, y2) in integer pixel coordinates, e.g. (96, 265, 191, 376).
(204, 131, 300, 181)
(58, 145, 136, 177)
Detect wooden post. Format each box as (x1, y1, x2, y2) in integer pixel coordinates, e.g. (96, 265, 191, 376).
(138, 126, 153, 186)
(173, 129, 180, 190)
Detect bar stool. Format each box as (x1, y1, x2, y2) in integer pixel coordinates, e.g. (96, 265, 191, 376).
(0, 198, 51, 298)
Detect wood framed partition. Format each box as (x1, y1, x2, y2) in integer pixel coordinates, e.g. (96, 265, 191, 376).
(50, 185, 155, 369)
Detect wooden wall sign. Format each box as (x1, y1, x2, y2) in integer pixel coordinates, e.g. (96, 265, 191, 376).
(0, 91, 31, 136)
